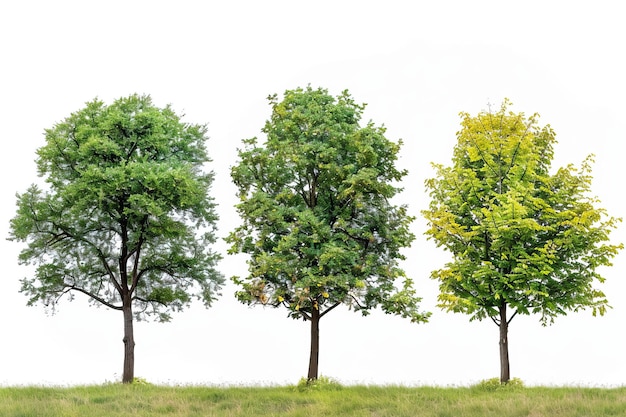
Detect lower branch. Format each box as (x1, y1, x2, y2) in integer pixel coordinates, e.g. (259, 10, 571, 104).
(67, 284, 123, 310)
(319, 301, 341, 319)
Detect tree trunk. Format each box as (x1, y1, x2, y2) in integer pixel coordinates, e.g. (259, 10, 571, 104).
(499, 303, 510, 384)
(307, 307, 321, 381)
(122, 297, 135, 384)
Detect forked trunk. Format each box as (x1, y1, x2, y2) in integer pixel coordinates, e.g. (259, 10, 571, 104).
(122, 297, 135, 384)
(499, 303, 510, 384)
(307, 307, 321, 381)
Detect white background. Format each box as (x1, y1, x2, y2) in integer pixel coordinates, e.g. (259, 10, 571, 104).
(1, 1, 624, 387)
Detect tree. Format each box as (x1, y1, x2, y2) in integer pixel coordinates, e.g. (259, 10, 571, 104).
(227, 86, 429, 381)
(9, 94, 223, 383)
(423, 99, 622, 383)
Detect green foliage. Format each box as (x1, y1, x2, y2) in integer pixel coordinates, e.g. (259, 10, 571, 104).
(9, 94, 223, 320)
(472, 377, 525, 391)
(227, 86, 428, 324)
(423, 99, 622, 325)
(295, 376, 343, 392)
(130, 377, 154, 386)
(1, 385, 625, 417)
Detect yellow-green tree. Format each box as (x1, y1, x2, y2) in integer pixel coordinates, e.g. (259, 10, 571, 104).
(423, 100, 622, 383)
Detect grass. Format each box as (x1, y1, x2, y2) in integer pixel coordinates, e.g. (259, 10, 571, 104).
(0, 381, 625, 416)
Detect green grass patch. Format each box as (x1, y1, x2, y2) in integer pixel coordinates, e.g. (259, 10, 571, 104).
(0, 383, 625, 416)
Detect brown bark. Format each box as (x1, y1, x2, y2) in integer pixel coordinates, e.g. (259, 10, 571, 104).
(122, 295, 135, 384)
(499, 302, 510, 384)
(307, 306, 321, 381)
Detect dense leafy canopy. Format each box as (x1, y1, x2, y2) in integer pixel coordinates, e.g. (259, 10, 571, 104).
(228, 86, 428, 324)
(423, 99, 622, 325)
(10, 94, 223, 321)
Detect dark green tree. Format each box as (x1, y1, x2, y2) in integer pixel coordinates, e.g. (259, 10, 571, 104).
(9, 94, 223, 383)
(423, 100, 622, 383)
(228, 86, 429, 381)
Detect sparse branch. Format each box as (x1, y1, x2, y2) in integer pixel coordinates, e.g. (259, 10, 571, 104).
(319, 301, 341, 319)
(334, 226, 370, 245)
(126, 141, 138, 161)
(348, 293, 366, 310)
(507, 310, 518, 325)
(49, 221, 123, 296)
(67, 284, 123, 310)
(129, 216, 149, 294)
(133, 295, 168, 307)
(45, 230, 72, 246)
(130, 245, 142, 294)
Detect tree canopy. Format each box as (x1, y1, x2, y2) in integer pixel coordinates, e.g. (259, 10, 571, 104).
(228, 86, 429, 380)
(9, 94, 223, 382)
(423, 99, 622, 382)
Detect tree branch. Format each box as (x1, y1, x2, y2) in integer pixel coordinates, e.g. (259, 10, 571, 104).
(49, 221, 123, 297)
(319, 301, 341, 319)
(130, 215, 148, 294)
(67, 284, 123, 310)
(133, 295, 168, 307)
(348, 293, 366, 310)
(300, 310, 311, 321)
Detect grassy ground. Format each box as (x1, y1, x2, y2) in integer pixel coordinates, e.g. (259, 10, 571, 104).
(1, 382, 625, 417)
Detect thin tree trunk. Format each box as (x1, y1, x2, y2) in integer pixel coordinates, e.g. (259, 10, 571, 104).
(307, 307, 320, 381)
(122, 296, 135, 384)
(499, 302, 510, 384)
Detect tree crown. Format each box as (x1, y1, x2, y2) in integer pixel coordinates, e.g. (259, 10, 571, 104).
(424, 100, 622, 324)
(228, 86, 428, 323)
(10, 94, 223, 321)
